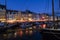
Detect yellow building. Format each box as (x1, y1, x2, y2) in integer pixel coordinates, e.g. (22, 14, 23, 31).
(0, 5, 6, 22)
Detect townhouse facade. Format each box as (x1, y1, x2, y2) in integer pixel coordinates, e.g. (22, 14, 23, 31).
(0, 4, 60, 22)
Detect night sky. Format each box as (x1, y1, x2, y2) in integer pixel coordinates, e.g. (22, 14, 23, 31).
(0, 0, 59, 14)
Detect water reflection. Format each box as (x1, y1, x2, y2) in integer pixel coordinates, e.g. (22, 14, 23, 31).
(0, 29, 42, 40)
(25, 30, 29, 35)
(15, 29, 42, 40)
(29, 30, 33, 35)
(0, 22, 43, 40)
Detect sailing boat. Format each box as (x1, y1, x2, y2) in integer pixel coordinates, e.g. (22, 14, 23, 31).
(40, 0, 60, 40)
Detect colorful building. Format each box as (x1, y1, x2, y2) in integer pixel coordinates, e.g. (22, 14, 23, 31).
(0, 4, 6, 22)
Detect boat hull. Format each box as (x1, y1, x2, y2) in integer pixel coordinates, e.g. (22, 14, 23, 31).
(40, 29, 60, 40)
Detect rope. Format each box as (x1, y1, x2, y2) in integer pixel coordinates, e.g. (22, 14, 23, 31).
(43, 28, 60, 40)
(49, 30, 60, 39)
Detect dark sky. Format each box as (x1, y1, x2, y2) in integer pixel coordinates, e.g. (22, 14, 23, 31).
(0, 0, 59, 14)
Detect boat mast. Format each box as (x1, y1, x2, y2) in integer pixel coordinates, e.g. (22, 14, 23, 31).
(5, 0, 7, 21)
(52, 0, 56, 29)
(5, 0, 7, 27)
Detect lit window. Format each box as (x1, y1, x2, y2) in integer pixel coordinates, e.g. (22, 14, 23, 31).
(29, 14, 32, 16)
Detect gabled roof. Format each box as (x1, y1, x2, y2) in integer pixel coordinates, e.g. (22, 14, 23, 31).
(0, 4, 6, 8)
(6, 9, 18, 12)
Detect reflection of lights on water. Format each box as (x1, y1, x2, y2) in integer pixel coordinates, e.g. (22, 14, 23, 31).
(19, 30, 23, 36)
(14, 32, 17, 37)
(3, 34, 7, 37)
(17, 30, 23, 37)
(39, 25, 41, 28)
(29, 30, 33, 35)
(25, 28, 29, 35)
(25, 30, 29, 35)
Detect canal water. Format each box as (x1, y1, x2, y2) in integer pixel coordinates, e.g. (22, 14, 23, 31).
(0, 22, 43, 40)
(14, 30, 42, 40)
(0, 30, 42, 40)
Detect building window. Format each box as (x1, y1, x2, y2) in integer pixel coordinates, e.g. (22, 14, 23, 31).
(29, 14, 32, 16)
(8, 12, 10, 14)
(0, 8, 2, 10)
